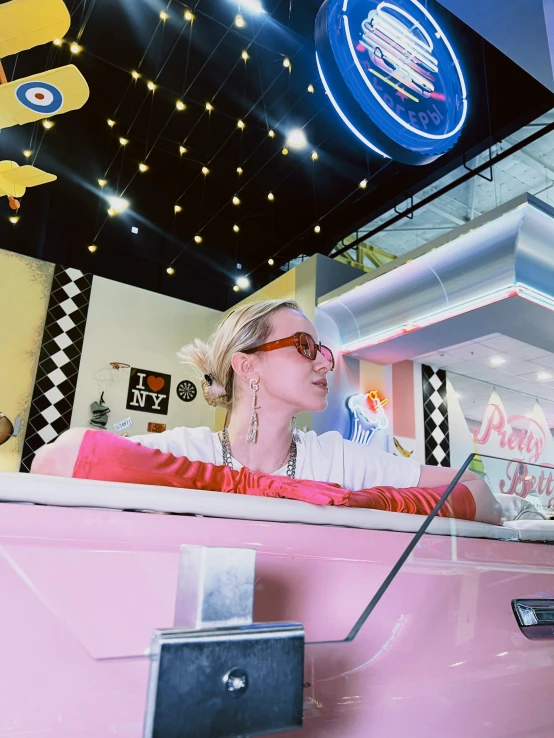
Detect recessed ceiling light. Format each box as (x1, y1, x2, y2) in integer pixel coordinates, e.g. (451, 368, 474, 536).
(489, 356, 507, 367)
(537, 371, 553, 381)
(131, 226, 138, 234)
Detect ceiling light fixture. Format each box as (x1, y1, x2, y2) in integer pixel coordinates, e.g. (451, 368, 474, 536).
(237, 119, 245, 129)
(233, 224, 240, 232)
(267, 192, 275, 201)
(286, 128, 307, 148)
(489, 356, 507, 367)
(167, 266, 175, 275)
(234, 13, 246, 28)
(184, 9, 194, 21)
(42, 120, 54, 129)
(268, 258, 274, 266)
(9, 216, 19, 224)
(107, 196, 129, 213)
(174, 204, 182, 213)
(236, 276, 250, 289)
(98, 178, 107, 187)
(23, 150, 32, 158)
(147, 81, 157, 91)
(53, 38, 62, 46)
(359, 178, 368, 189)
(194, 235, 203, 243)
(88, 244, 97, 253)
(314, 224, 321, 234)
(307, 84, 315, 93)
(283, 58, 291, 69)
(241, 50, 250, 61)
(237, 167, 243, 175)
(139, 162, 148, 173)
(70, 42, 81, 54)
(107, 119, 115, 127)
(159, 10, 169, 20)
(311, 151, 318, 160)
(176, 100, 186, 111)
(239, 0, 265, 12)
(202, 166, 210, 175)
(268, 129, 276, 138)
(233, 285, 240, 292)
(131, 70, 140, 79)
(119, 137, 128, 146)
(232, 195, 241, 205)
(537, 371, 553, 381)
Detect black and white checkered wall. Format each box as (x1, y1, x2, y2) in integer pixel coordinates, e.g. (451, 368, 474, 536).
(20, 266, 92, 472)
(422, 364, 450, 467)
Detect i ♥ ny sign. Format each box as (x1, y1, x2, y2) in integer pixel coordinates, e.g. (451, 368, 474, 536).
(126, 367, 171, 415)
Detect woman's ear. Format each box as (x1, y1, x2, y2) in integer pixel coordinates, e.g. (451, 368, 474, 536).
(231, 352, 259, 382)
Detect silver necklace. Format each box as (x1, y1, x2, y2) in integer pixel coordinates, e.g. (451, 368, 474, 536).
(221, 426, 297, 479)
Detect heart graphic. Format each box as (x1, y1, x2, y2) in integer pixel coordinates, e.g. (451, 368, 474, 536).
(147, 376, 165, 392)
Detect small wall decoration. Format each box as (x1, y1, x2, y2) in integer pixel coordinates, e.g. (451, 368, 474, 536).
(347, 390, 389, 445)
(176, 379, 197, 402)
(389, 435, 416, 459)
(113, 417, 133, 433)
(126, 367, 171, 415)
(148, 422, 167, 433)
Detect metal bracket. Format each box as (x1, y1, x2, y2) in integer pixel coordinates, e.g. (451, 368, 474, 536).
(394, 196, 414, 220)
(463, 146, 494, 182)
(143, 546, 305, 738)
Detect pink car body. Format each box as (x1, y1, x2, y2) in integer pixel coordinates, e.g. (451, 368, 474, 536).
(1, 472, 553, 738)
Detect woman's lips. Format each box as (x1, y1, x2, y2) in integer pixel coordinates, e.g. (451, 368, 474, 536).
(312, 380, 328, 392)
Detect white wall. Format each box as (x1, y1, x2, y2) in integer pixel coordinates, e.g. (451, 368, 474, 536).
(72, 277, 222, 435)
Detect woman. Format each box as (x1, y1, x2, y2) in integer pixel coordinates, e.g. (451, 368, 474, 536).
(32, 299, 503, 524)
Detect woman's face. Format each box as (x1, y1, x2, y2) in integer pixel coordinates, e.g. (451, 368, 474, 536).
(253, 309, 333, 414)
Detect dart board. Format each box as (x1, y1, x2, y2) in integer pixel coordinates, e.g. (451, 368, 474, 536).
(176, 380, 197, 402)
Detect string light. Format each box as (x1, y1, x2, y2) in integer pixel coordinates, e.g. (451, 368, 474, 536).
(147, 81, 157, 91)
(160, 10, 169, 20)
(139, 162, 149, 173)
(98, 178, 107, 187)
(119, 137, 128, 146)
(237, 119, 245, 129)
(283, 58, 291, 69)
(268, 129, 276, 138)
(314, 224, 321, 233)
(167, 266, 175, 275)
(307, 84, 315, 93)
(194, 234, 203, 243)
(107, 208, 115, 216)
(232, 195, 240, 205)
(23, 150, 32, 158)
(359, 178, 368, 189)
(107, 119, 115, 127)
(287, 129, 307, 149)
(179, 145, 187, 155)
(233, 285, 240, 292)
(242, 50, 250, 61)
(202, 166, 210, 175)
(205, 102, 213, 111)
(241, 0, 264, 11)
(174, 204, 182, 213)
(88, 244, 97, 253)
(70, 42, 81, 54)
(131, 70, 140, 79)
(235, 13, 246, 28)
(107, 196, 129, 213)
(237, 167, 243, 175)
(236, 276, 250, 289)
(233, 224, 240, 232)
(267, 192, 275, 201)
(268, 258, 274, 266)
(184, 9, 194, 21)
(42, 120, 54, 129)
(176, 100, 186, 111)
(281, 148, 289, 156)
(311, 151, 319, 160)
(53, 38, 62, 46)
(9, 216, 19, 224)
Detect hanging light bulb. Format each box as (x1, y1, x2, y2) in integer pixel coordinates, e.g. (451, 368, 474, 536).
(98, 179, 107, 187)
(174, 204, 182, 213)
(194, 235, 203, 243)
(42, 120, 54, 129)
(232, 195, 241, 206)
(241, 50, 250, 61)
(307, 84, 315, 93)
(233, 285, 240, 292)
(139, 162, 149, 173)
(88, 244, 98, 253)
(159, 10, 169, 20)
(236, 276, 250, 290)
(107, 119, 116, 127)
(237, 167, 243, 175)
(131, 70, 140, 79)
(359, 178, 368, 189)
(107, 196, 129, 213)
(235, 13, 246, 28)
(283, 58, 291, 69)
(233, 224, 240, 232)
(23, 150, 32, 158)
(53, 38, 62, 46)
(184, 9, 194, 21)
(167, 266, 175, 275)
(202, 166, 210, 175)
(70, 42, 81, 54)
(147, 81, 157, 91)
(237, 119, 245, 129)
(267, 192, 275, 201)
(240, 0, 264, 11)
(286, 129, 307, 149)
(268, 258, 274, 266)
(9, 216, 19, 224)
(314, 224, 321, 234)
(179, 145, 187, 155)
(268, 129, 276, 138)
(311, 151, 319, 160)
(107, 208, 115, 217)
(176, 100, 186, 111)
(205, 102, 214, 111)
(281, 148, 289, 156)
(119, 137, 128, 146)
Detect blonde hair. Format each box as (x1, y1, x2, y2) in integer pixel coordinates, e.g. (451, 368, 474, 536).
(178, 298, 301, 409)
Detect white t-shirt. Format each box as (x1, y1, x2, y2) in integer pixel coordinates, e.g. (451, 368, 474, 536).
(128, 427, 421, 491)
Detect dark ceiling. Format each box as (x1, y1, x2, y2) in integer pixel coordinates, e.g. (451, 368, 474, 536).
(1, 0, 553, 311)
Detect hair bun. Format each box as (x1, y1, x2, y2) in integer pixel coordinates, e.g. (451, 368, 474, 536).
(201, 376, 227, 407)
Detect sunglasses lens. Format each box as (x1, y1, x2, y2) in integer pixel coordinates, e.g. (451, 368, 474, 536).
(320, 345, 334, 368)
(298, 333, 316, 359)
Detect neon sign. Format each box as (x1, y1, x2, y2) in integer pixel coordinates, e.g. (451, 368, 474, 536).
(348, 390, 389, 445)
(315, 0, 468, 165)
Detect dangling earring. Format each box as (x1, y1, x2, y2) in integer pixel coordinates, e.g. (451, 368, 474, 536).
(291, 415, 302, 444)
(246, 378, 261, 443)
